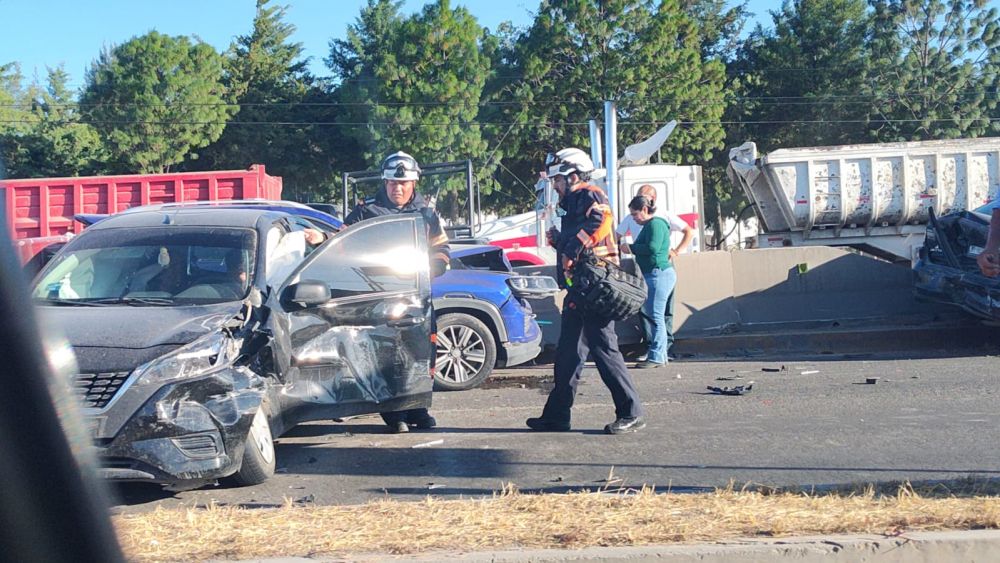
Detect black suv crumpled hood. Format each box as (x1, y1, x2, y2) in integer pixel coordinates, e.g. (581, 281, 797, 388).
(38, 302, 243, 349)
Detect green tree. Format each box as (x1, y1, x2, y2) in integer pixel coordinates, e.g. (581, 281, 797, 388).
(732, 0, 871, 150)
(490, 0, 727, 213)
(684, 0, 750, 61)
(0, 63, 29, 178)
(328, 0, 491, 219)
(866, 0, 1000, 141)
(11, 67, 106, 177)
(80, 31, 234, 173)
(197, 0, 337, 200)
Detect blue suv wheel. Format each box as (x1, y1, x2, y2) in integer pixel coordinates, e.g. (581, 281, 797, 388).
(434, 313, 497, 391)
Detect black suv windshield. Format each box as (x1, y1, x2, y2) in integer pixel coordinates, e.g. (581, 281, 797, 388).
(33, 227, 257, 306)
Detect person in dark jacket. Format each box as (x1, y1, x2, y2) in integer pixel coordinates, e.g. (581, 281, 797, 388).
(345, 151, 450, 433)
(526, 148, 645, 435)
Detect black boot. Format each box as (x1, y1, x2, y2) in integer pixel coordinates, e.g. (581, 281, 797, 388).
(525, 417, 571, 432)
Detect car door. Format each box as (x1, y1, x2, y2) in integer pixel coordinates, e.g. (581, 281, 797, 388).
(267, 214, 434, 427)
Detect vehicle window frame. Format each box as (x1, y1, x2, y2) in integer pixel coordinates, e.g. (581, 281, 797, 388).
(277, 214, 426, 306)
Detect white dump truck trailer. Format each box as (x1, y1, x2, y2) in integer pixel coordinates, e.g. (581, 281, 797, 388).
(728, 137, 1000, 262)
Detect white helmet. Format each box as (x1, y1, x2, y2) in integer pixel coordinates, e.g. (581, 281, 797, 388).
(382, 151, 421, 181)
(546, 147, 595, 178)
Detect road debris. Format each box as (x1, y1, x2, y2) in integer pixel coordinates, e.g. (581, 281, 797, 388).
(597, 466, 623, 486)
(800, 370, 820, 375)
(707, 382, 754, 396)
(761, 366, 786, 373)
(427, 483, 446, 490)
(866, 377, 880, 385)
(412, 439, 445, 449)
(715, 375, 744, 381)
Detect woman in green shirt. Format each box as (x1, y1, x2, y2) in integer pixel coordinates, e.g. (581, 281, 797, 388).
(621, 195, 677, 368)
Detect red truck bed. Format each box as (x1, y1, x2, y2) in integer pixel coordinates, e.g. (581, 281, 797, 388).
(1, 165, 282, 265)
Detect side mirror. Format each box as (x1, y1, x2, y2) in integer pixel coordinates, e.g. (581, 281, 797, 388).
(281, 279, 331, 308)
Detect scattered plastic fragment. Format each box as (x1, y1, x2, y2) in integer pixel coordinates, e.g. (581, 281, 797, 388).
(427, 483, 445, 490)
(716, 375, 744, 381)
(865, 377, 879, 385)
(800, 370, 820, 375)
(707, 382, 754, 395)
(412, 439, 445, 448)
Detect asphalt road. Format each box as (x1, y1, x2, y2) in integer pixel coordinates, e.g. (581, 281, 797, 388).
(111, 354, 1000, 513)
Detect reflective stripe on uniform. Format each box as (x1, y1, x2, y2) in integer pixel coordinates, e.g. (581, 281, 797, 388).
(430, 232, 449, 247)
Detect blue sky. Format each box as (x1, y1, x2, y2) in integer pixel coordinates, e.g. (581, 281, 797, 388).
(0, 0, 773, 90)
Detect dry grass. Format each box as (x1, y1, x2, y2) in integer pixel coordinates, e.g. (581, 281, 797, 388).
(115, 478, 1000, 562)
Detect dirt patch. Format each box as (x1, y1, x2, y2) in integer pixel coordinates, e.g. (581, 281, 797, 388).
(115, 478, 1000, 562)
(477, 374, 554, 390)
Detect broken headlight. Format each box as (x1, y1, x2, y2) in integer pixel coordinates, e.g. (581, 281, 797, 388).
(506, 275, 559, 299)
(134, 331, 240, 387)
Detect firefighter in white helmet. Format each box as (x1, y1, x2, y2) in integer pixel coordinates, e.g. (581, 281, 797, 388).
(526, 148, 645, 435)
(345, 151, 450, 433)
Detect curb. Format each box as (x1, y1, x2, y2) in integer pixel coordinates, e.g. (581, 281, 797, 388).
(672, 321, 1000, 360)
(225, 530, 1000, 562)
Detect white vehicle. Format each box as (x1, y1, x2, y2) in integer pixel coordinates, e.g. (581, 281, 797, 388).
(728, 137, 1000, 263)
(471, 116, 706, 265)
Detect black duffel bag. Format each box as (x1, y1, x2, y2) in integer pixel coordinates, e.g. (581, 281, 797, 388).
(568, 252, 647, 321)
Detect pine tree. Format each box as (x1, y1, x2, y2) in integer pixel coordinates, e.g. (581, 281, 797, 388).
(732, 0, 871, 150)
(328, 0, 491, 219)
(80, 32, 234, 173)
(489, 0, 727, 212)
(0, 63, 30, 178)
(14, 67, 106, 177)
(866, 0, 1000, 141)
(196, 0, 335, 200)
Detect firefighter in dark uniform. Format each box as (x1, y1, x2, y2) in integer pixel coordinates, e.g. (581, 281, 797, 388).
(345, 151, 450, 433)
(526, 148, 645, 434)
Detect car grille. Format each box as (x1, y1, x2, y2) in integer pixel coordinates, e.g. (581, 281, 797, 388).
(73, 371, 131, 409)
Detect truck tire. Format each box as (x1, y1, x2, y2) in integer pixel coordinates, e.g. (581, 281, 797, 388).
(434, 313, 497, 391)
(233, 406, 275, 486)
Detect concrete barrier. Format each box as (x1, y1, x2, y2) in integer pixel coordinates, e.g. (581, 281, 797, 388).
(517, 247, 969, 354)
(672, 246, 952, 336)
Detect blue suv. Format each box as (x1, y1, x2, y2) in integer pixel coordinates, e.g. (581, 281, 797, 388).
(73, 200, 557, 391)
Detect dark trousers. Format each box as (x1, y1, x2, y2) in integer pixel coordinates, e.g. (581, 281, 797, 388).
(541, 302, 643, 424)
(383, 310, 437, 428)
(381, 409, 431, 426)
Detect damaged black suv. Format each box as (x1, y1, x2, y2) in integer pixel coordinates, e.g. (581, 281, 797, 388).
(32, 206, 434, 487)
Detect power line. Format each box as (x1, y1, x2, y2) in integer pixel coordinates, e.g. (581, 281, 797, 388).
(1, 118, 997, 127)
(2, 90, 997, 109)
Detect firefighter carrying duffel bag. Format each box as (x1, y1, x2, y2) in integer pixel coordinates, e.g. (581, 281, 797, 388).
(569, 251, 647, 321)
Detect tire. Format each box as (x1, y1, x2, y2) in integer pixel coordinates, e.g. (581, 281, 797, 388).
(434, 313, 497, 391)
(233, 406, 276, 486)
